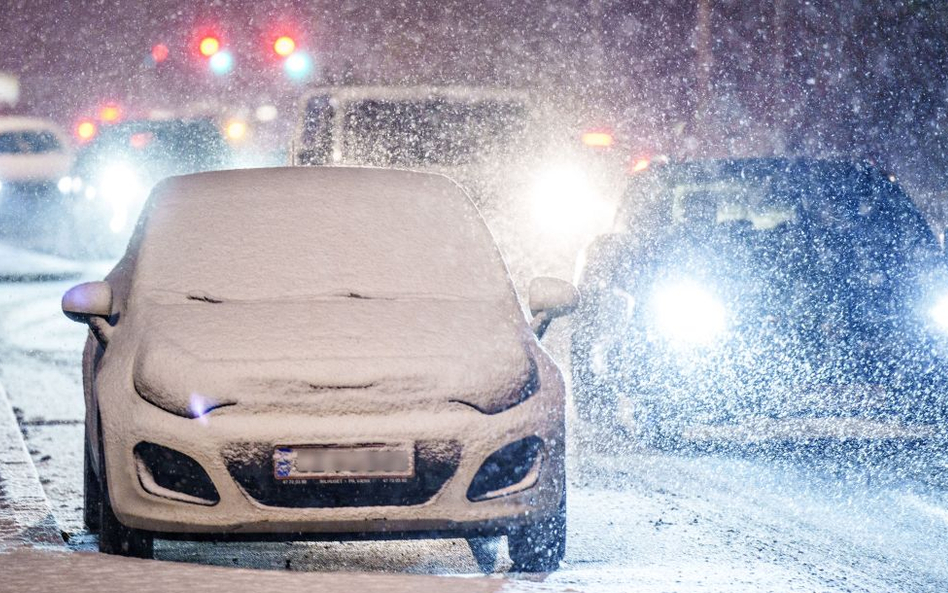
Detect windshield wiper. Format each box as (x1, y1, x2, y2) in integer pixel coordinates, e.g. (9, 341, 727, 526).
(186, 291, 224, 304)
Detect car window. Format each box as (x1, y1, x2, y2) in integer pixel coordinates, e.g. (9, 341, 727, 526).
(340, 99, 527, 166)
(0, 130, 61, 154)
(79, 121, 228, 172)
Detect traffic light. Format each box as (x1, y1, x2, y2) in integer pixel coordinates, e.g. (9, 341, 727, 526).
(209, 50, 234, 75)
(284, 51, 313, 81)
(151, 44, 169, 63)
(273, 35, 296, 57)
(199, 36, 221, 57)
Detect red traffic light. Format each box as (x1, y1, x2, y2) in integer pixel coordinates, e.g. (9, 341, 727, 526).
(199, 36, 221, 57)
(273, 35, 296, 57)
(151, 44, 169, 63)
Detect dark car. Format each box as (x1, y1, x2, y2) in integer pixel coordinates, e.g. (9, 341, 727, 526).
(572, 158, 948, 446)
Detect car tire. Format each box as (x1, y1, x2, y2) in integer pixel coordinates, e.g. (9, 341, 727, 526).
(97, 441, 154, 558)
(83, 428, 101, 532)
(507, 490, 566, 573)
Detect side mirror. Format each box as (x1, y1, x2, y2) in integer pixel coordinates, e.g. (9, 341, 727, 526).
(528, 277, 579, 339)
(62, 281, 113, 344)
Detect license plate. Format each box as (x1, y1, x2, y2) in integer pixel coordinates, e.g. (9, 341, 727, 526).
(273, 444, 414, 480)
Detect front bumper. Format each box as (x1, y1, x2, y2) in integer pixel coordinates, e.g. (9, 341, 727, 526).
(581, 327, 948, 433)
(98, 372, 565, 536)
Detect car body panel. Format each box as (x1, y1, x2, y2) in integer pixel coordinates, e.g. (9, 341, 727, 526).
(84, 166, 566, 535)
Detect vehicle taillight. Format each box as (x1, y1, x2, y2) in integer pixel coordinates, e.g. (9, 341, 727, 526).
(629, 157, 650, 173)
(76, 120, 97, 142)
(99, 104, 121, 123)
(581, 130, 614, 148)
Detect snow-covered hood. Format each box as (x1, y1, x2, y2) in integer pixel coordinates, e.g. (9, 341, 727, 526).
(130, 298, 535, 418)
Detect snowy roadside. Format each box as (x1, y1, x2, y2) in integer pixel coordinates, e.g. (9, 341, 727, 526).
(0, 381, 63, 550)
(0, 241, 88, 282)
(0, 547, 520, 593)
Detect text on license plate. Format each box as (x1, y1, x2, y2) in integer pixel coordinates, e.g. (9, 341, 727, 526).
(273, 444, 414, 480)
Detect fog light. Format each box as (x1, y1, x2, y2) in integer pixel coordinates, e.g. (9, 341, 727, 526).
(467, 436, 543, 502)
(134, 442, 219, 505)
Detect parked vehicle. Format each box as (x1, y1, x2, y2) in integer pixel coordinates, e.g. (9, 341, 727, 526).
(0, 116, 72, 197)
(572, 158, 948, 446)
(62, 167, 578, 570)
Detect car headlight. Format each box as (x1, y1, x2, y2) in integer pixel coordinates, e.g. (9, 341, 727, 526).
(649, 279, 727, 346)
(929, 294, 948, 332)
(57, 176, 83, 195)
(98, 163, 142, 204)
(528, 165, 613, 237)
(94, 163, 145, 233)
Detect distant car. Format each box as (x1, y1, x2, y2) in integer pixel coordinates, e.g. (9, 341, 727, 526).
(295, 86, 626, 282)
(572, 158, 948, 446)
(70, 118, 231, 252)
(0, 116, 72, 197)
(62, 167, 578, 570)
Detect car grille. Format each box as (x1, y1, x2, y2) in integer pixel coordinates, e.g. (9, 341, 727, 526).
(222, 440, 461, 508)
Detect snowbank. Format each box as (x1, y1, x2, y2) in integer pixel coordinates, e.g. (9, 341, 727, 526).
(0, 242, 83, 281)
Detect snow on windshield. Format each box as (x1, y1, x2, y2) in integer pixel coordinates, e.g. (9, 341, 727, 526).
(133, 167, 516, 303)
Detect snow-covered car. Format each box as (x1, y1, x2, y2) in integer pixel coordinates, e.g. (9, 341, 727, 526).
(572, 158, 948, 446)
(295, 86, 626, 283)
(0, 116, 73, 197)
(70, 118, 231, 254)
(61, 167, 578, 570)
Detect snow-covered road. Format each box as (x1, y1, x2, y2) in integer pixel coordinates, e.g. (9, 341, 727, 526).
(3, 269, 948, 591)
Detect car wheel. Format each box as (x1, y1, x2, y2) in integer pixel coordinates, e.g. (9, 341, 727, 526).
(97, 441, 154, 558)
(507, 490, 566, 573)
(83, 428, 101, 532)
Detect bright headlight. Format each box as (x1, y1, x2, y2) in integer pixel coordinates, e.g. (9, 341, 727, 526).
(98, 163, 142, 204)
(930, 294, 948, 332)
(650, 280, 727, 346)
(95, 163, 145, 233)
(528, 165, 613, 237)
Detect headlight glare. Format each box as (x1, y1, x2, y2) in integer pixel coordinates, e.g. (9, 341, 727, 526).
(929, 294, 948, 333)
(650, 279, 726, 346)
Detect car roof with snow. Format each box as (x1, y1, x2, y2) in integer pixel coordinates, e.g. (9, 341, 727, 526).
(129, 166, 517, 303)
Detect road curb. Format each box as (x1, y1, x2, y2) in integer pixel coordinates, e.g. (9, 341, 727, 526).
(0, 381, 64, 549)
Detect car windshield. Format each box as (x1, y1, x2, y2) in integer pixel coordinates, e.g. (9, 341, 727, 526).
(0, 130, 61, 154)
(132, 169, 515, 304)
(78, 120, 228, 171)
(301, 96, 528, 166)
